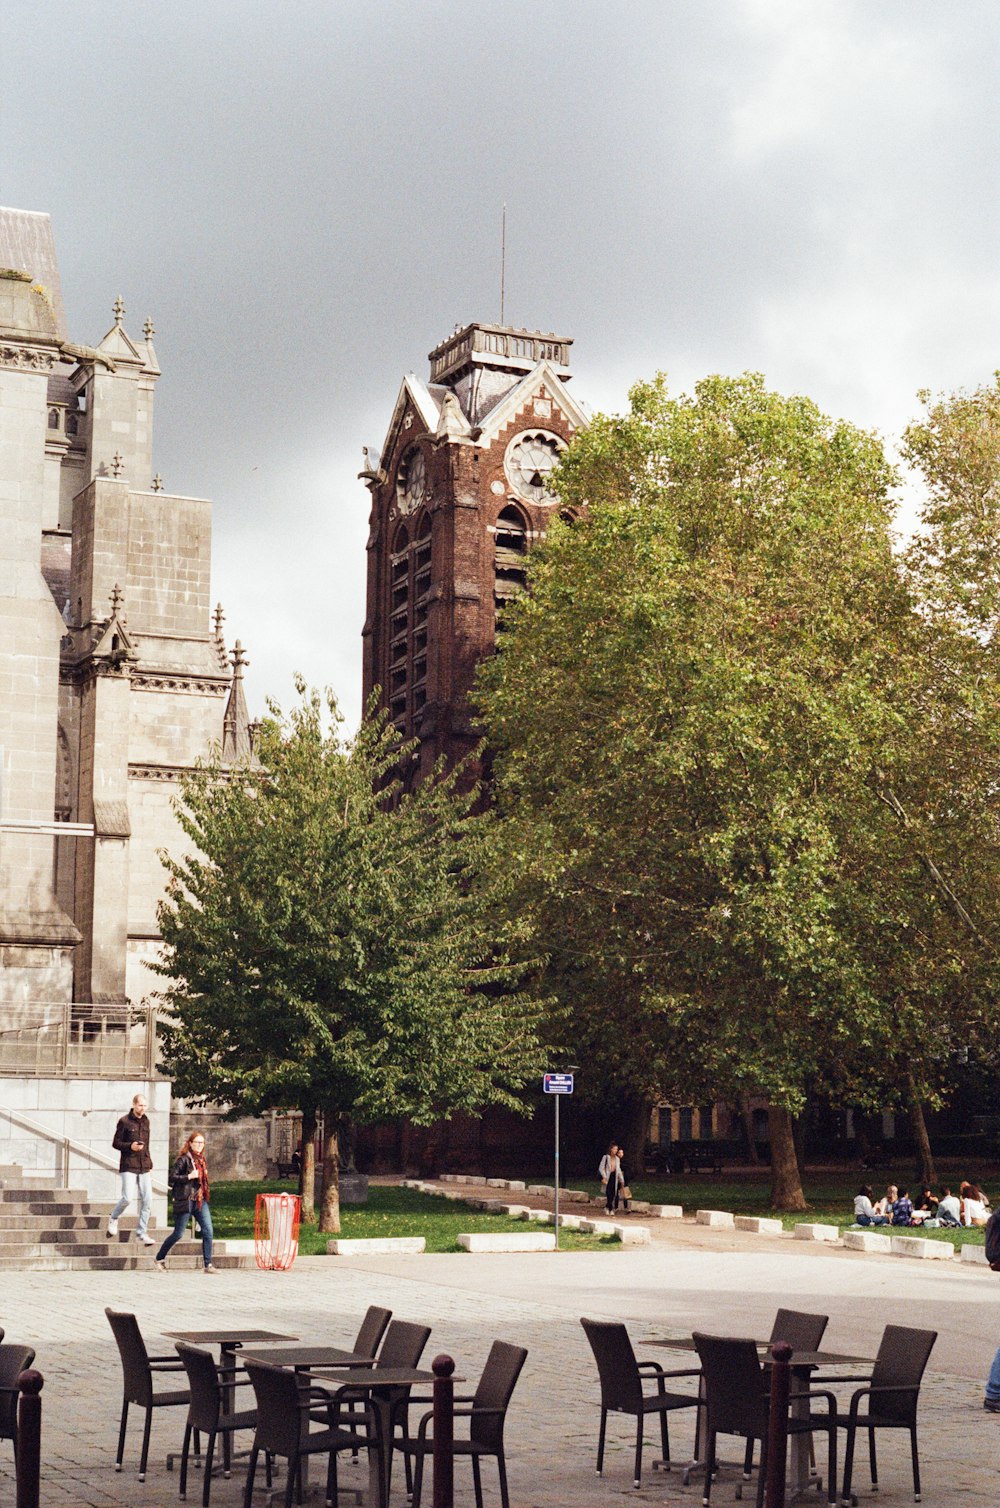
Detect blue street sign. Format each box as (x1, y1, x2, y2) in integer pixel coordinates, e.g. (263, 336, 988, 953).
(544, 1073, 574, 1095)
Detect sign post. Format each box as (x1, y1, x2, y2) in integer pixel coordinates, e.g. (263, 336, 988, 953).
(543, 1072, 574, 1250)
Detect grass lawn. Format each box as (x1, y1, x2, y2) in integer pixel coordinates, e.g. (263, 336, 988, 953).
(625, 1172, 989, 1244)
(536, 1168, 991, 1245)
(211, 1180, 621, 1254)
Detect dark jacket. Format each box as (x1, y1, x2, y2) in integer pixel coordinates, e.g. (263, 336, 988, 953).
(112, 1111, 152, 1173)
(170, 1152, 202, 1218)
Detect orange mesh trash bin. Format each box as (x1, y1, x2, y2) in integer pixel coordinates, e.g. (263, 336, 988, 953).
(254, 1192, 301, 1270)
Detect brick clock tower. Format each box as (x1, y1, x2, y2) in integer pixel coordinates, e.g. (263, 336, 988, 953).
(361, 323, 588, 781)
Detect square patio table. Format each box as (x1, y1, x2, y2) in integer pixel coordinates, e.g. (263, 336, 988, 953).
(308, 1365, 441, 1508)
(164, 1329, 299, 1474)
(238, 1345, 370, 1369)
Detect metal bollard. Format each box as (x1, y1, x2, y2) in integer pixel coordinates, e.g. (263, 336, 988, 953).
(16, 1368, 44, 1508)
(431, 1353, 455, 1508)
(765, 1341, 791, 1508)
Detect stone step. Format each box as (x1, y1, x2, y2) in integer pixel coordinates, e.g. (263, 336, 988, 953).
(0, 1236, 232, 1260)
(0, 1252, 254, 1272)
(0, 1212, 158, 1233)
(0, 1187, 90, 1203)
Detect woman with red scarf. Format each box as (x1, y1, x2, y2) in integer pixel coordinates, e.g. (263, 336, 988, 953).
(154, 1130, 216, 1273)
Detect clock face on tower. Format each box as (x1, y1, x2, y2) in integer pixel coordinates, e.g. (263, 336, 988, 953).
(397, 447, 426, 515)
(504, 431, 564, 504)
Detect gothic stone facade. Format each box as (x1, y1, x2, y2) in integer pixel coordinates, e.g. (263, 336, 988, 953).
(361, 323, 589, 780)
(0, 207, 250, 1016)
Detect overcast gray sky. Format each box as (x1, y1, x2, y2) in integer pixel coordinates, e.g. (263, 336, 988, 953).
(4, 2, 998, 725)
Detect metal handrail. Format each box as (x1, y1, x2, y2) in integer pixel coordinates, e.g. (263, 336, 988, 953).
(0, 1104, 169, 1196)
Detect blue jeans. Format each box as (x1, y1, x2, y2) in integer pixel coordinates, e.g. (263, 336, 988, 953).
(986, 1346, 1000, 1402)
(155, 1202, 213, 1266)
(857, 1214, 888, 1226)
(110, 1171, 152, 1237)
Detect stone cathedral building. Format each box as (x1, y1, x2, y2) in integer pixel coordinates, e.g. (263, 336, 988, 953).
(0, 207, 259, 1195)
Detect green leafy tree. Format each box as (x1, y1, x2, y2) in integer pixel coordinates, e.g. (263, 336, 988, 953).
(156, 684, 543, 1232)
(477, 373, 997, 1208)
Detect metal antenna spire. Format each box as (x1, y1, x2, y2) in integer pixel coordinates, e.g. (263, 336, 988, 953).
(500, 203, 506, 325)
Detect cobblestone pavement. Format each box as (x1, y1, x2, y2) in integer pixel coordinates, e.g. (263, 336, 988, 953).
(1, 1234, 998, 1507)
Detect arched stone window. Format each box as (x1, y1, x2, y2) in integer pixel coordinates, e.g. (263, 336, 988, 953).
(48, 408, 60, 430)
(494, 504, 528, 627)
(388, 523, 410, 727)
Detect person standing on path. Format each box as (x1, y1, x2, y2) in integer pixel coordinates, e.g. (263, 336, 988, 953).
(599, 1142, 624, 1214)
(155, 1130, 217, 1272)
(107, 1093, 154, 1245)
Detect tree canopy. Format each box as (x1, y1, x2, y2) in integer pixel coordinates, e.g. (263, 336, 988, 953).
(476, 373, 999, 1206)
(156, 684, 543, 1230)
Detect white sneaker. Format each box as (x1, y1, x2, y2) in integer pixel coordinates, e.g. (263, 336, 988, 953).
(136, 1233, 155, 1247)
(106, 1219, 118, 1237)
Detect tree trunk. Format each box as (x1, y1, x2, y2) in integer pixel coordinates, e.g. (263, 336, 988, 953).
(319, 1114, 345, 1234)
(768, 1104, 808, 1211)
(299, 1108, 317, 1222)
(907, 1074, 938, 1187)
(737, 1094, 761, 1165)
(621, 1097, 652, 1187)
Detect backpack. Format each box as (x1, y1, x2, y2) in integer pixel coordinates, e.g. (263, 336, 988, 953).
(985, 1209, 1000, 1270)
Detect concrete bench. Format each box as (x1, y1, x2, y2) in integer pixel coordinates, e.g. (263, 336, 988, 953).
(890, 1234, 955, 1260)
(792, 1223, 839, 1242)
(696, 1209, 735, 1228)
(843, 1230, 893, 1254)
(457, 1232, 555, 1253)
(327, 1237, 426, 1255)
(580, 1218, 618, 1236)
(526, 1185, 554, 1197)
(961, 1244, 989, 1265)
(613, 1223, 651, 1246)
(648, 1204, 683, 1219)
(734, 1216, 783, 1236)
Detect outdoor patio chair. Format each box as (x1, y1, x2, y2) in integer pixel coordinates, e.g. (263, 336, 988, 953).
(242, 1357, 371, 1508)
(0, 1344, 36, 1468)
(819, 1323, 936, 1506)
(693, 1332, 839, 1508)
(362, 1320, 432, 1495)
(743, 1310, 830, 1478)
(399, 1339, 527, 1508)
(580, 1317, 701, 1488)
(105, 1307, 190, 1482)
(353, 1306, 392, 1359)
(175, 1342, 260, 1507)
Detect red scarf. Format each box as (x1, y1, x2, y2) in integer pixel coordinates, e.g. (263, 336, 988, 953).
(190, 1148, 210, 1208)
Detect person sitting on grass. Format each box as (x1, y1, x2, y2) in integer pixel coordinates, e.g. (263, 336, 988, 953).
(853, 1184, 888, 1226)
(873, 1183, 898, 1218)
(937, 1186, 962, 1227)
(963, 1183, 990, 1227)
(911, 1186, 938, 1223)
(892, 1188, 915, 1226)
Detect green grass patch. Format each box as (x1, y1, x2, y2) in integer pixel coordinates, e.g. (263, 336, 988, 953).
(211, 1180, 620, 1254)
(579, 1171, 988, 1243)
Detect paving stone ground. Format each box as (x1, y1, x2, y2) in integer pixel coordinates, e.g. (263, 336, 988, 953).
(1, 1228, 998, 1506)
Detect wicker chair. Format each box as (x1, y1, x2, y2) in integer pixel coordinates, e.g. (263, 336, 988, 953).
(175, 1342, 259, 1506)
(345, 1320, 431, 1497)
(399, 1339, 527, 1508)
(580, 1317, 700, 1488)
(353, 1306, 392, 1360)
(743, 1310, 830, 1479)
(243, 1357, 371, 1508)
(105, 1307, 190, 1482)
(821, 1324, 937, 1506)
(693, 1332, 838, 1507)
(0, 1344, 36, 1469)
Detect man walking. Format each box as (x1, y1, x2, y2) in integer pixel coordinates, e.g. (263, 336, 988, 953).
(107, 1093, 154, 1246)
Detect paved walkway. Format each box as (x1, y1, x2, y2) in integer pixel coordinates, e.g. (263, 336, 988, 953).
(1, 1228, 998, 1506)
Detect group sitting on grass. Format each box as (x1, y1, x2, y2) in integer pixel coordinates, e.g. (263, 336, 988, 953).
(852, 1180, 990, 1229)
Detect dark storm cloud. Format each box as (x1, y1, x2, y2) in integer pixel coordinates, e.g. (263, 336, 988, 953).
(3, 0, 999, 721)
